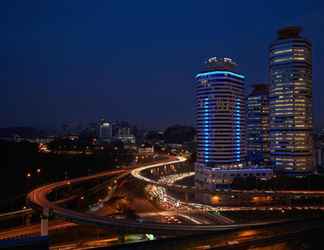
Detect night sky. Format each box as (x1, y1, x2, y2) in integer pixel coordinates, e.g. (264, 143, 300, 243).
(1, 1, 324, 130)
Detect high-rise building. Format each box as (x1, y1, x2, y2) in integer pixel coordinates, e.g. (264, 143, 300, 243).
(117, 127, 136, 144)
(269, 27, 313, 173)
(98, 119, 112, 142)
(195, 57, 247, 190)
(247, 84, 270, 166)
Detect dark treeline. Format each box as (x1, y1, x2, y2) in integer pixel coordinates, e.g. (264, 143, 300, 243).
(145, 125, 195, 145)
(0, 139, 134, 212)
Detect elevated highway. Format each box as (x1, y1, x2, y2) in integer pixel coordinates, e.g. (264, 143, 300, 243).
(131, 159, 324, 199)
(26, 156, 303, 235)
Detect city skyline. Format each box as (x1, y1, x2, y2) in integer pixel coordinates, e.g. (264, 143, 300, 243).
(2, 2, 324, 249)
(1, 1, 324, 130)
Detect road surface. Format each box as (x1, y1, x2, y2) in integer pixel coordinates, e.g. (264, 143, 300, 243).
(26, 156, 304, 234)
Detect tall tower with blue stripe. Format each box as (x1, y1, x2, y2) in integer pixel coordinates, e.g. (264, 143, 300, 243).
(195, 57, 246, 189)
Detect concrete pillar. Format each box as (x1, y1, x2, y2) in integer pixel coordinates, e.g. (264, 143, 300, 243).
(184, 192, 189, 202)
(25, 214, 32, 226)
(41, 207, 49, 236)
(118, 234, 125, 243)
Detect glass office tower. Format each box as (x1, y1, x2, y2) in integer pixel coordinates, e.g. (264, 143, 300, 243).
(195, 57, 247, 190)
(269, 27, 313, 173)
(247, 84, 270, 166)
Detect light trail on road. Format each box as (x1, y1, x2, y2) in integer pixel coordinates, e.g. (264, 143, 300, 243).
(25, 155, 324, 236)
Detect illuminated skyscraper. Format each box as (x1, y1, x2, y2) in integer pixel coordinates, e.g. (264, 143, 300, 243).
(269, 27, 313, 173)
(247, 84, 270, 166)
(195, 57, 247, 189)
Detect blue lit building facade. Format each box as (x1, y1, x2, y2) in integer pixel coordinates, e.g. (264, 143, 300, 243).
(195, 58, 247, 190)
(247, 84, 270, 166)
(269, 27, 313, 173)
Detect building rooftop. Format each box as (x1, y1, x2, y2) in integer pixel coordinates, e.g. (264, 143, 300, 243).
(277, 26, 302, 39)
(249, 84, 269, 96)
(206, 57, 237, 71)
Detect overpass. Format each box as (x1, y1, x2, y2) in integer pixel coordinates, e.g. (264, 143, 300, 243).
(130, 158, 324, 200)
(26, 156, 301, 236)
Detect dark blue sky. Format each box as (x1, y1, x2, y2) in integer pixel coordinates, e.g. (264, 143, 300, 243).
(1, 0, 324, 130)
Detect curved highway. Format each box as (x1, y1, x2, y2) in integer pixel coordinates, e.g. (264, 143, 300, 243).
(131, 158, 324, 197)
(27, 156, 306, 234)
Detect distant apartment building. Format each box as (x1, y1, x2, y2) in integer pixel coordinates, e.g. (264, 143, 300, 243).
(116, 127, 136, 144)
(138, 143, 154, 157)
(98, 119, 113, 143)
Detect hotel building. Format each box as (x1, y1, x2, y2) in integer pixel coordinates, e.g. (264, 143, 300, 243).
(195, 57, 247, 190)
